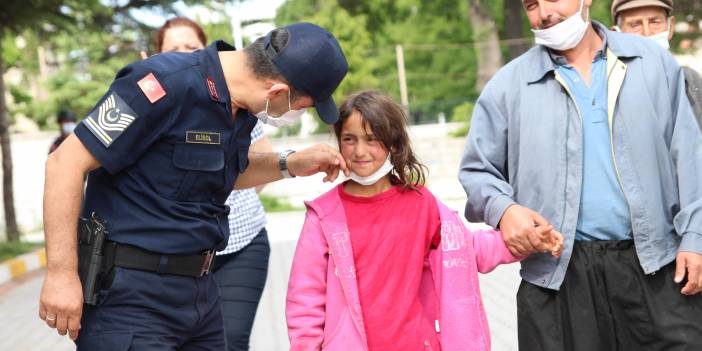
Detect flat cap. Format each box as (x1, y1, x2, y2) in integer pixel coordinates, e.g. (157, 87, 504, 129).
(611, 0, 673, 21)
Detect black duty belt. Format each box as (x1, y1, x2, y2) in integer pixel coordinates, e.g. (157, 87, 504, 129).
(103, 241, 215, 278)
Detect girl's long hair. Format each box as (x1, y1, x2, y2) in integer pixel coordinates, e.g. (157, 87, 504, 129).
(334, 91, 427, 190)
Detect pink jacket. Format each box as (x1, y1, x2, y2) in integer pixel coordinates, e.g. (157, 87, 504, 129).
(286, 186, 519, 351)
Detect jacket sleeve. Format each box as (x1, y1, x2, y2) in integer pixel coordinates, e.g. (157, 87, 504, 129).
(286, 209, 328, 351)
(668, 63, 702, 255)
(458, 81, 517, 228)
(471, 227, 521, 273)
(682, 67, 702, 128)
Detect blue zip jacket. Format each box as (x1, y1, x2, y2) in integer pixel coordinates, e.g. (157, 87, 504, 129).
(459, 23, 702, 290)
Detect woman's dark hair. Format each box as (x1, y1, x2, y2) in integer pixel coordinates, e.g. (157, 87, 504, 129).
(334, 91, 427, 190)
(155, 17, 207, 53)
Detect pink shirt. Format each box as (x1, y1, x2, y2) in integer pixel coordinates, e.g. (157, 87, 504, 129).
(339, 184, 441, 350)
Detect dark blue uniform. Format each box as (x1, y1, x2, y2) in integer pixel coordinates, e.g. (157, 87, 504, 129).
(73, 41, 257, 350)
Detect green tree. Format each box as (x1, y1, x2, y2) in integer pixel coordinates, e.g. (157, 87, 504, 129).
(0, 0, 185, 241)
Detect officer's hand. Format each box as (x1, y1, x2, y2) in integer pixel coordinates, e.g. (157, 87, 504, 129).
(39, 270, 83, 340)
(498, 204, 553, 257)
(287, 144, 349, 182)
(675, 251, 702, 295)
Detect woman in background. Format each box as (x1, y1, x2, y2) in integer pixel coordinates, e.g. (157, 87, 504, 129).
(153, 17, 273, 351)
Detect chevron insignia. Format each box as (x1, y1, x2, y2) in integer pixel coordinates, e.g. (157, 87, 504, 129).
(83, 92, 138, 147)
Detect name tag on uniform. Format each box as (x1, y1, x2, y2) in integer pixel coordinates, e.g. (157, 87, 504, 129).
(186, 131, 220, 145)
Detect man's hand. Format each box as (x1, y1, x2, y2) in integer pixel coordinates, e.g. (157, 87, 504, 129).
(498, 204, 553, 256)
(39, 270, 83, 340)
(287, 144, 349, 182)
(675, 251, 702, 295)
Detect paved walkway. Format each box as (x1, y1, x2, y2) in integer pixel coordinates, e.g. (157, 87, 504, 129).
(0, 202, 521, 351)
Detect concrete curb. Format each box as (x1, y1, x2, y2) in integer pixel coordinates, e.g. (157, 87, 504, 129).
(0, 248, 46, 285)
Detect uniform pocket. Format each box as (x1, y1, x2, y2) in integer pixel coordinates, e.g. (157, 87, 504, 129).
(172, 143, 225, 201)
(76, 331, 134, 351)
(97, 267, 125, 307)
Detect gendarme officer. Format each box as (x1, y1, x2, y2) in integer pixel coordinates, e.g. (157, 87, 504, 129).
(39, 22, 349, 350)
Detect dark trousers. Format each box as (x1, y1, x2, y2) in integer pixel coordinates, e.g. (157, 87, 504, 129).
(518, 240, 702, 351)
(77, 267, 224, 350)
(213, 228, 270, 351)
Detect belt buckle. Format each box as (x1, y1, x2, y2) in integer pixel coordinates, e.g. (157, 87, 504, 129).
(199, 250, 215, 277)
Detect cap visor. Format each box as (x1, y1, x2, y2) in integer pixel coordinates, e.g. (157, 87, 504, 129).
(315, 96, 339, 124)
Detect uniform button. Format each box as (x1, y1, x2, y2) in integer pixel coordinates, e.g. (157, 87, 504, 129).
(424, 340, 430, 347)
(334, 268, 338, 276)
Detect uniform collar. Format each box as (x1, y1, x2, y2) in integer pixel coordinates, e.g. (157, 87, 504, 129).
(527, 21, 640, 84)
(199, 40, 235, 104)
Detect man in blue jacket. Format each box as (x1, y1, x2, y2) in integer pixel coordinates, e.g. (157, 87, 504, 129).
(460, 0, 702, 349)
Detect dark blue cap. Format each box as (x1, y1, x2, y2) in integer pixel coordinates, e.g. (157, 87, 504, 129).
(264, 22, 348, 124)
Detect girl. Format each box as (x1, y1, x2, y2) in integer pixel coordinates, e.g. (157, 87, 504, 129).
(285, 91, 563, 351)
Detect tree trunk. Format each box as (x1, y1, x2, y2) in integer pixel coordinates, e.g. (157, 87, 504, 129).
(0, 35, 20, 242)
(468, 0, 503, 91)
(504, 0, 530, 61)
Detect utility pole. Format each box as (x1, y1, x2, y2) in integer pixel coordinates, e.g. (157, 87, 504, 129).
(395, 44, 409, 115)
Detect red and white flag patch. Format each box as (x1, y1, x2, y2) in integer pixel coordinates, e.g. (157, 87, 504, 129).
(137, 73, 166, 103)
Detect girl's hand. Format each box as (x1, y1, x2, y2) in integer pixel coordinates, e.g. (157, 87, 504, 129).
(533, 225, 564, 258)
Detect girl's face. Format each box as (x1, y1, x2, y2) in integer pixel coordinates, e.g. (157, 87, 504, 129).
(339, 110, 390, 177)
(161, 26, 205, 53)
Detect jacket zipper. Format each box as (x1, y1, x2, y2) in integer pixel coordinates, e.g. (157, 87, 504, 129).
(605, 59, 637, 242)
(554, 72, 582, 241)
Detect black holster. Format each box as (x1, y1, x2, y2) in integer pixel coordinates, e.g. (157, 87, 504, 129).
(77, 213, 111, 306)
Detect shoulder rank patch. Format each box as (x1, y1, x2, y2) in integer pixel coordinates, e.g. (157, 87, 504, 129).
(137, 73, 166, 103)
(83, 93, 137, 147)
(186, 131, 221, 145)
(206, 76, 219, 101)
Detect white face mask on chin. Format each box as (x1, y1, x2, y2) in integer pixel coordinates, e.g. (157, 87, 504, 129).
(255, 90, 305, 127)
(349, 154, 394, 186)
(532, 0, 589, 51)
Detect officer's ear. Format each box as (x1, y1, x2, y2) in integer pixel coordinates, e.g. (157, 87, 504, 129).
(266, 83, 290, 99)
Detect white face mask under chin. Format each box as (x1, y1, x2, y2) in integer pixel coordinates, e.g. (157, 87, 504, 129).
(349, 154, 393, 186)
(255, 90, 305, 127)
(532, 0, 589, 51)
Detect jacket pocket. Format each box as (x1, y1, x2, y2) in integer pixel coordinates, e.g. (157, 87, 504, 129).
(322, 307, 350, 350)
(172, 143, 225, 201)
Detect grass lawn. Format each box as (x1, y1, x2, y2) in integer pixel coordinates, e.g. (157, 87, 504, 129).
(0, 241, 44, 262)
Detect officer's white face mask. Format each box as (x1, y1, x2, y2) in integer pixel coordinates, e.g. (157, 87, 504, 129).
(61, 122, 77, 135)
(532, 0, 589, 51)
(349, 154, 394, 186)
(255, 90, 305, 128)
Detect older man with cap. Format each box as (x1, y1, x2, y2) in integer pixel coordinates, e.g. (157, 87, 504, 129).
(39, 22, 349, 350)
(612, 0, 702, 130)
(460, 0, 702, 350)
